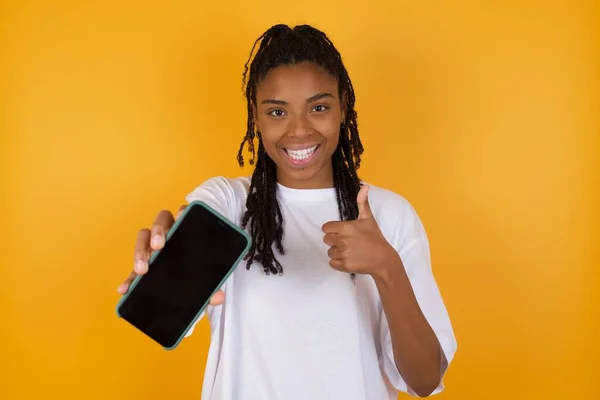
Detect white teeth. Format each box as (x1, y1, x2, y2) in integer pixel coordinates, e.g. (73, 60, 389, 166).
(286, 145, 317, 160)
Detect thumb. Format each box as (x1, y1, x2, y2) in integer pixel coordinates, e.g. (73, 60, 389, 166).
(357, 185, 374, 220)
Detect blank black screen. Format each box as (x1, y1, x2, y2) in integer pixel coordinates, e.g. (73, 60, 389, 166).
(117, 202, 249, 348)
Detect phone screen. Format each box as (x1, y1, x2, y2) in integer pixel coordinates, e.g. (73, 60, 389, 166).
(117, 201, 251, 349)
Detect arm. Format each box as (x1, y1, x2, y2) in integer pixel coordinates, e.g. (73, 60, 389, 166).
(371, 249, 446, 397)
(322, 185, 456, 396)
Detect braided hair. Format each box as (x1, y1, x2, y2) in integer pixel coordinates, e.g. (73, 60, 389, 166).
(236, 24, 364, 275)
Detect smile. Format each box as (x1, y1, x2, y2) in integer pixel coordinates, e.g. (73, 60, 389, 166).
(284, 145, 318, 161)
(283, 145, 320, 167)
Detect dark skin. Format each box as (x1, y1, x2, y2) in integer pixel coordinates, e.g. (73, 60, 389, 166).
(253, 62, 343, 190)
(323, 185, 446, 397)
(118, 61, 444, 397)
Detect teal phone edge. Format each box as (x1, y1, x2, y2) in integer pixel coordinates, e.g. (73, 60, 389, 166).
(115, 200, 252, 351)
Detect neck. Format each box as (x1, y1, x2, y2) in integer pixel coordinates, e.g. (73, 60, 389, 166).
(276, 163, 334, 190)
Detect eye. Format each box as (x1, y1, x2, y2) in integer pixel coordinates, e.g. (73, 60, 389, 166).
(312, 104, 329, 113)
(268, 109, 286, 117)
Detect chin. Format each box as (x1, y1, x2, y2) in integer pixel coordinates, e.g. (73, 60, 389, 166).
(281, 162, 334, 188)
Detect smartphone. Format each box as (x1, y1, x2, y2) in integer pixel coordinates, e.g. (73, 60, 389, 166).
(116, 200, 251, 350)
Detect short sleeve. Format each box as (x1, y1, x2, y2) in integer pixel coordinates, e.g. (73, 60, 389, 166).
(379, 204, 457, 396)
(185, 176, 237, 221)
(182, 176, 239, 338)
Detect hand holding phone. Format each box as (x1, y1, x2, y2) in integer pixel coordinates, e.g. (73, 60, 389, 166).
(117, 205, 225, 305)
(116, 201, 251, 350)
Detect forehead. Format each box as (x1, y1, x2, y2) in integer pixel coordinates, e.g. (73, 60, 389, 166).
(255, 62, 339, 101)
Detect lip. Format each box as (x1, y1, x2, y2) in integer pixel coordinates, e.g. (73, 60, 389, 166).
(283, 143, 321, 151)
(281, 144, 321, 168)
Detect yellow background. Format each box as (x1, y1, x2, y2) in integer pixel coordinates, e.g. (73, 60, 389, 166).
(1, 0, 598, 399)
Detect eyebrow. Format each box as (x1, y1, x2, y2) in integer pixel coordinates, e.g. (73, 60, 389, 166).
(260, 92, 335, 105)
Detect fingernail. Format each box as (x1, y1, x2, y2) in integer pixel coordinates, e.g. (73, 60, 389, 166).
(117, 283, 127, 293)
(152, 235, 164, 248)
(135, 260, 146, 273)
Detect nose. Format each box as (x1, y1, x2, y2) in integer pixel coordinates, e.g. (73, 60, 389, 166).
(288, 114, 311, 139)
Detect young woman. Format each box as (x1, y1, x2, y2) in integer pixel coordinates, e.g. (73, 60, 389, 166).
(118, 24, 456, 399)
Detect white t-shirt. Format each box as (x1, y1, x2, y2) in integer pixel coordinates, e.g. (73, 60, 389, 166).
(183, 176, 456, 400)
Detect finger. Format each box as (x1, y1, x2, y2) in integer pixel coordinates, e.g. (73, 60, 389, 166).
(117, 270, 137, 294)
(329, 258, 344, 270)
(323, 233, 340, 247)
(209, 290, 225, 306)
(322, 220, 344, 234)
(327, 246, 343, 260)
(357, 185, 374, 220)
(175, 204, 187, 220)
(134, 228, 151, 274)
(151, 210, 175, 250)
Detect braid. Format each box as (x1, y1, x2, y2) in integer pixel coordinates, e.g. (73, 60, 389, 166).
(240, 139, 285, 275)
(236, 24, 365, 275)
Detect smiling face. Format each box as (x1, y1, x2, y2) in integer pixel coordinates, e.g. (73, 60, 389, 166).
(253, 62, 345, 189)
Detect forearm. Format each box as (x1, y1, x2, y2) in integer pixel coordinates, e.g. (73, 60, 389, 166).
(371, 252, 445, 397)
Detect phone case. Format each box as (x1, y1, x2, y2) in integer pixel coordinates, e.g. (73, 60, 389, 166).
(115, 200, 252, 351)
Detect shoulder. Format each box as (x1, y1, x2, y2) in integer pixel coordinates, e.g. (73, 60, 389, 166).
(185, 176, 251, 223)
(186, 175, 251, 199)
(364, 182, 416, 221)
(363, 182, 428, 253)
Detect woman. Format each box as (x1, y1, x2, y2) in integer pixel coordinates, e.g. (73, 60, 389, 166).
(118, 24, 456, 399)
